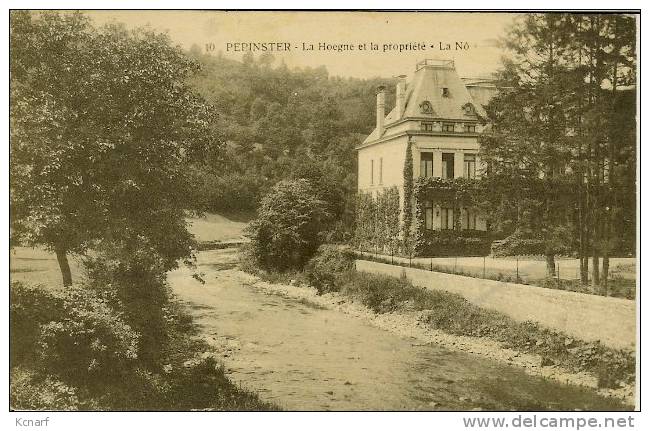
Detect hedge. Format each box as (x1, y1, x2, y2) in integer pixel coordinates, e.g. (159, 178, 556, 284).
(418, 230, 492, 257)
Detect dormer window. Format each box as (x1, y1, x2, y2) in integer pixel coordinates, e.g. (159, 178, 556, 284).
(419, 100, 434, 114)
(442, 87, 450, 98)
(463, 103, 476, 115)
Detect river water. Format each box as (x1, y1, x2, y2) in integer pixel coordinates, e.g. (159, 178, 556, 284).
(168, 249, 628, 411)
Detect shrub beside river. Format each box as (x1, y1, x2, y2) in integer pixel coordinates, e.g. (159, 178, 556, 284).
(10, 279, 278, 411)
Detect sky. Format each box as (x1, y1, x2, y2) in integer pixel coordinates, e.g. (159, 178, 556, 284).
(86, 11, 519, 79)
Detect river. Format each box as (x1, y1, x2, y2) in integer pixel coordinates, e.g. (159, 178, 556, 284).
(168, 248, 629, 411)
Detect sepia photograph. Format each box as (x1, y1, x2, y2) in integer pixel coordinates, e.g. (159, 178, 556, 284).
(6, 6, 641, 422)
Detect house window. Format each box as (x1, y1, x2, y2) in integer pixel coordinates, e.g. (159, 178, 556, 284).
(379, 157, 383, 184)
(421, 122, 434, 132)
(441, 207, 454, 230)
(442, 123, 455, 132)
(464, 154, 476, 179)
(463, 209, 477, 230)
(370, 159, 374, 185)
(464, 124, 476, 133)
(442, 153, 455, 179)
(442, 87, 450, 98)
(420, 152, 433, 178)
(424, 201, 434, 230)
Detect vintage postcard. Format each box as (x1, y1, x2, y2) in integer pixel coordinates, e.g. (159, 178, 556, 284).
(7, 7, 641, 426)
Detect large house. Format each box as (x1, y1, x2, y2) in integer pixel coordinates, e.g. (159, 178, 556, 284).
(356, 59, 498, 255)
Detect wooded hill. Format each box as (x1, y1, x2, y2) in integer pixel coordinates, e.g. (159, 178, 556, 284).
(186, 48, 395, 229)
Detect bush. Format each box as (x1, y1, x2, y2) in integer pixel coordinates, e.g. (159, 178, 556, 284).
(83, 240, 176, 367)
(304, 245, 355, 294)
(37, 287, 139, 388)
(163, 356, 278, 411)
(491, 229, 572, 257)
(10, 280, 278, 411)
(10, 281, 140, 408)
(418, 230, 492, 256)
(11, 366, 83, 411)
(10, 282, 64, 366)
(246, 179, 329, 271)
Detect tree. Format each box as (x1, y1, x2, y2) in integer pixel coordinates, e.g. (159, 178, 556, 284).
(478, 15, 576, 275)
(184, 49, 390, 224)
(246, 180, 330, 271)
(402, 137, 414, 238)
(571, 15, 636, 291)
(10, 11, 216, 285)
(481, 13, 636, 282)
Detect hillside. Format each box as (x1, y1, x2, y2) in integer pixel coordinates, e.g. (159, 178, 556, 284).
(185, 50, 395, 223)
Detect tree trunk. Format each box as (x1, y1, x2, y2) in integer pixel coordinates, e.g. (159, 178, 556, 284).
(591, 251, 600, 288)
(545, 254, 556, 277)
(600, 209, 611, 295)
(55, 246, 73, 287)
(578, 196, 589, 285)
(601, 254, 609, 296)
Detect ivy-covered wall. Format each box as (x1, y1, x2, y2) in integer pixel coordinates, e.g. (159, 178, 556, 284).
(413, 176, 491, 256)
(354, 187, 401, 254)
(354, 148, 493, 257)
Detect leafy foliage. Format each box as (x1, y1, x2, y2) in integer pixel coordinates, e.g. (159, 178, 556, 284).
(354, 187, 401, 254)
(186, 49, 394, 222)
(419, 230, 491, 257)
(10, 12, 279, 411)
(11, 367, 83, 411)
(246, 179, 330, 271)
(10, 282, 65, 366)
(402, 139, 414, 236)
(10, 279, 278, 411)
(10, 11, 211, 283)
(82, 238, 178, 366)
(491, 227, 572, 257)
(11, 281, 139, 390)
(37, 291, 140, 387)
(479, 13, 636, 282)
(304, 245, 355, 294)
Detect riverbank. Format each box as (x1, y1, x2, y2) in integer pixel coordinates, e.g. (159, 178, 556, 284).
(169, 249, 631, 410)
(10, 247, 279, 411)
(237, 268, 635, 407)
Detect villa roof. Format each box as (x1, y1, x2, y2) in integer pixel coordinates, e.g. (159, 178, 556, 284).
(362, 61, 489, 145)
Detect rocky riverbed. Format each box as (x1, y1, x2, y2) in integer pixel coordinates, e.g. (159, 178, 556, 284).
(168, 249, 634, 411)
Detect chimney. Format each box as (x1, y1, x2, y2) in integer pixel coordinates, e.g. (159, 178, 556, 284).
(396, 75, 407, 119)
(376, 85, 385, 136)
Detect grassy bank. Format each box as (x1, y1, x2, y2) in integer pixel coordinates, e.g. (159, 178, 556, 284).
(10, 280, 278, 411)
(355, 252, 635, 300)
(241, 246, 635, 391)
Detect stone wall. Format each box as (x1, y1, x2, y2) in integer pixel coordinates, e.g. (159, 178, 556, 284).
(355, 259, 636, 350)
